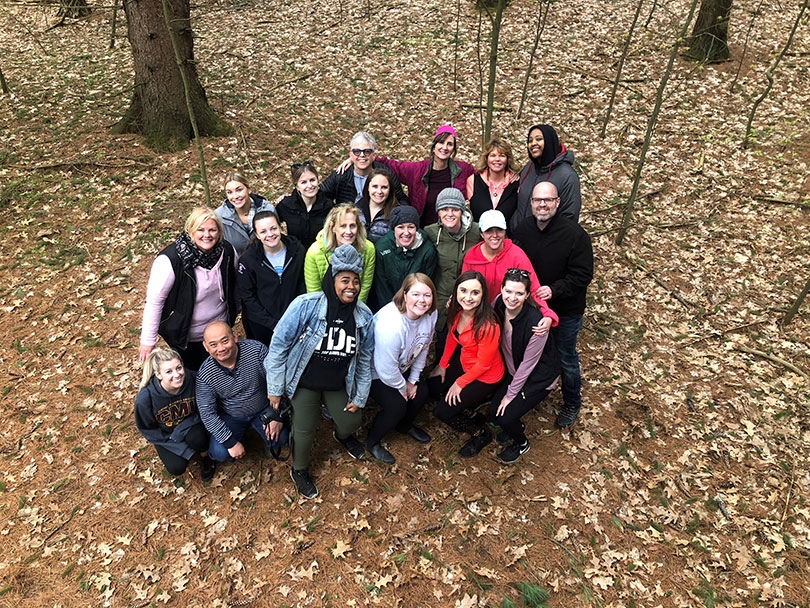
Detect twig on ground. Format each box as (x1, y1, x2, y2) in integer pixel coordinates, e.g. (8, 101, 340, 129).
(734, 346, 809, 380)
(781, 471, 795, 529)
(752, 195, 808, 208)
(267, 72, 317, 93)
(681, 320, 766, 347)
(623, 251, 699, 308)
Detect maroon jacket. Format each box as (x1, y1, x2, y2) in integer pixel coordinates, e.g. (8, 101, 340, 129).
(376, 156, 475, 226)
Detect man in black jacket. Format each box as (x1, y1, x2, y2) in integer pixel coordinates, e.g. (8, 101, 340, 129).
(319, 131, 409, 206)
(513, 181, 593, 428)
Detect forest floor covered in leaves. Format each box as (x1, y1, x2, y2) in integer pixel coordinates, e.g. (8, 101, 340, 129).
(0, 0, 809, 605)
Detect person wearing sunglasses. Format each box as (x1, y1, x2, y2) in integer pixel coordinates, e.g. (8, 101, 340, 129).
(275, 162, 334, 249)
(320, 131, 409, 207)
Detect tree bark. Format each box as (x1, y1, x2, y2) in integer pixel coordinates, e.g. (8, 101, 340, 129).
(684, 0, 733, 63)
(483, 0, 506, 145)
(111, 0, 230, 151)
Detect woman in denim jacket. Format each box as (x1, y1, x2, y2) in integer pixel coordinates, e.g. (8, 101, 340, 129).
(264, 244, 374, 499)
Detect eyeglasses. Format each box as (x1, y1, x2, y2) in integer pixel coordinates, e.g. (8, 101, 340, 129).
(531, 197, 558, 205)
(351, 148, 374, 157)
(505, 268, 530, 279)
(291, 160, 313, 170)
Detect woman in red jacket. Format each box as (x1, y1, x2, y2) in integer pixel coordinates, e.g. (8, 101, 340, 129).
(429, 270, 504, 457)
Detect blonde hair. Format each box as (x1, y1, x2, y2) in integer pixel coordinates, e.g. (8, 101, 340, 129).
(224, 171, 250, 190)
(393, 273, 437, 315)
(183, 207, 223, 242)
(321, 204, 367, 253)
(475, 136, 519, 174)
(140, 348, 183, 388)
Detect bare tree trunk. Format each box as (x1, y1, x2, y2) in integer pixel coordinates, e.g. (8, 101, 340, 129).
(111, 0, 231, 151)
(743, 0, 808, 148)
(601, 0, 644, 138)
(643, 0, 658, 28)
(58, 0, 91, 18)
(476, 12, 485, 147)
(783, 275, 810, 325)
(160, 0, 211, 206)
(616, 0, 700, 245)
(729, 0, 764, 92)
(0, 65, 9, 94)
(683, 0, 733, 63)
(483, 0, 506, 144)
(109, 0, 119, 49)
(517, 0, 549, 121)
(453, 0, 461, 92)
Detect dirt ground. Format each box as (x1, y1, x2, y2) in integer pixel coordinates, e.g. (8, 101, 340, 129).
(0, 0, 808, 606)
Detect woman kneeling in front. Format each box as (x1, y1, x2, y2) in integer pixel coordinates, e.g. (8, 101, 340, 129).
(366, 273, 437, 464)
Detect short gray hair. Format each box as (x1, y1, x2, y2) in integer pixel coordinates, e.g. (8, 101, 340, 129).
(350, 131, 376, 150)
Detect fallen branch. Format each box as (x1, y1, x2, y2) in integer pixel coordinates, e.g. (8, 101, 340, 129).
(680, 319, 766, 347)
(753, 195, 809, 209)
(460, 103, 511, 111)
(781, 471, 795, 529)
(12, 159, 150, 171)
(623, 250, 699, 308)
(267, 72, 317, 93)
(735, 346, 809, 380)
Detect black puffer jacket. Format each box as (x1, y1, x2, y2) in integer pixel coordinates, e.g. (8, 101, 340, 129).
(236, 234, 306, 345)
(158, 241, 238, 351)
(275, 190, 333, 249)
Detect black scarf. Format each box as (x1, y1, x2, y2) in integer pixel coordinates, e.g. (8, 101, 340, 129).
(528, 124, 561, 171)
(321, 266, 358, 333)
(175, 231, 224, 271)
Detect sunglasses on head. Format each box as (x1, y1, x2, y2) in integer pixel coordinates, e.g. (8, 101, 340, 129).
(291, 160, 314, 170)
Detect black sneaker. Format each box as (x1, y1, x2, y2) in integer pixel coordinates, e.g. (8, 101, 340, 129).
(400, 426, 431, 444)
(290, 469, 318, 499)
(459, 429, 492, 458)
(367, 442, 395, 465)
(200, 456, 216, 482)
(497, 441, 530, 463)
(555, 404, 580, 429)
(495, 421, 524, 445)
(333, 431, 365, 459)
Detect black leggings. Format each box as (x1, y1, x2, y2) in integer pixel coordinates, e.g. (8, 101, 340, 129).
(429, 350, 498, 435)
(490, 374, 552, 444)
(366, 378, 429, 446)
(178, 341, 209, 372)
(153, 422, 209, 476)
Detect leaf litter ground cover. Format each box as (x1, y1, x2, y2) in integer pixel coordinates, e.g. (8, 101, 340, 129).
(0, 0, 808, 605)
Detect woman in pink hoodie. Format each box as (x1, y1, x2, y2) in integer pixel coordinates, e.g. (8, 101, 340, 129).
(461, 209, 558, 330)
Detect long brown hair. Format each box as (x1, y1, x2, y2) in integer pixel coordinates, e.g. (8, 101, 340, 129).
(447, 270, 499, 340)
(360, 168, 399, 220)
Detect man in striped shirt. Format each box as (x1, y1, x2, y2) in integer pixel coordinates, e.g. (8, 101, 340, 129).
(196, 321, 285, 462)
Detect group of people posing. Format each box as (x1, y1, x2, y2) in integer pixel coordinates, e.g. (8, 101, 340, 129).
(134, 124, 594, 499)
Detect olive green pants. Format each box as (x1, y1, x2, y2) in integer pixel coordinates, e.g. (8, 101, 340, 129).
(290, 387, 362, 470)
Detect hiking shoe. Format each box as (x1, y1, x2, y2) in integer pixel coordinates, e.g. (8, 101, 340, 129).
(555, 404, 580, 429)
(200, 456, 216, 482)
(459, 429, 492, 458)
(333, 431, 365, 459)
(290, 469, 318, 499)
(400, 425, 431, 444)
(497, 441, 530, 463)
(367, 442, 395, 465)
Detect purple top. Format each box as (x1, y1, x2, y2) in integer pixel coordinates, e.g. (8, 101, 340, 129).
(500, 326, 549, 402)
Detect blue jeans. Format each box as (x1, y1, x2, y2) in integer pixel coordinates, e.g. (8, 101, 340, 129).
(208, 406, 289, 462)
(551, 315, 583, 408)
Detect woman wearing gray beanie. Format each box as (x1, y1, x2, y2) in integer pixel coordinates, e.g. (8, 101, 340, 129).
(265, 244, 374, 499)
